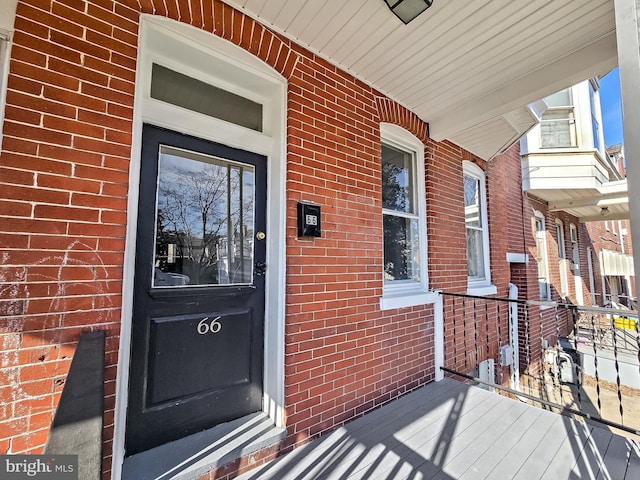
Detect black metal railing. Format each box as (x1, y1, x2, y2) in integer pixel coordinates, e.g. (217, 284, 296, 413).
(440, 291, 640, 436)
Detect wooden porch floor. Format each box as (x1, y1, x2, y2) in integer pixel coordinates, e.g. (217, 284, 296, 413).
(235, 378, 640, 480)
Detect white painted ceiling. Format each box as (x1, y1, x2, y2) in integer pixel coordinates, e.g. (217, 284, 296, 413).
(225, 0, 618, 159)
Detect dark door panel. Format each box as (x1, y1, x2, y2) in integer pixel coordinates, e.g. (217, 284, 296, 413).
(147, 308, 254, 406)
(126, 125, 267, 455)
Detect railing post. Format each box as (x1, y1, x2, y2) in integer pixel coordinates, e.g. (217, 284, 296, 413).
(435, 291, 444, 381)
(508, 283, 521, 392)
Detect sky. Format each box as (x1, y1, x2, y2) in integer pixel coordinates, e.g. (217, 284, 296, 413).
(599, 67, 624, 148)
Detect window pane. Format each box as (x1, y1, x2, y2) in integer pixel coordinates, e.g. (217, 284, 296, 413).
(545, 89, 572, 107)
(382, 144, 413, 213)
(466, 227, 485, 279)
(151, 64, 263, 132)
(154, 147, 255, 287)
(464, 175, 481, 228)
(384, 215, 420, 282)
(541, 108, 574, 147)
(556, 224, 565, 258)
(535, 217, 549, 299)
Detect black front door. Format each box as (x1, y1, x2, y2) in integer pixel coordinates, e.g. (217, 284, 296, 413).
(126, 124, 267, 455)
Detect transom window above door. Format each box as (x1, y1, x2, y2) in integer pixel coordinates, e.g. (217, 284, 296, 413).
(151, 64, 263, 132)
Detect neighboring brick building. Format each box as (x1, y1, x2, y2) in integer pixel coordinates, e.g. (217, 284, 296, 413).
(0, 2, 633, 479)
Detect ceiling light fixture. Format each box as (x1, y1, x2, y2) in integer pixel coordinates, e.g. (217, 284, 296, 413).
(384, 0, 433, 24)
(600, 207, 610, 216)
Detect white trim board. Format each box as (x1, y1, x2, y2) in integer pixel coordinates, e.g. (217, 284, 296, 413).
(112, 16, 287, 478)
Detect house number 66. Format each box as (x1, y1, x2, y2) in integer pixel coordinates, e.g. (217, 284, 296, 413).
(197, 316, 222, 335)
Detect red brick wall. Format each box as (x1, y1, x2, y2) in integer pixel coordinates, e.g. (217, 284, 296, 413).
(584, 219, 635, 305)
(489, 144, 598, 374)
(0, 1, 477, 478)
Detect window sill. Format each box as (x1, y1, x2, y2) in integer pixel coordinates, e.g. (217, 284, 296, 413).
(466, 284, 498, 297)
(380, 290, 439, 311)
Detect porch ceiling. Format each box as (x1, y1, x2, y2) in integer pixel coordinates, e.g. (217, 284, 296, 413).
(546, 180, 630, 223)
(225, 0, 618, 159)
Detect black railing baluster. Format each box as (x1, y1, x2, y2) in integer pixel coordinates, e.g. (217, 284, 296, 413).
(473, 298, 478, 369)
(463, 297, 468, 372)
(452, 296, 457, 370)
(590, 314, 602, 416)
(571, 306, 583, 412)
(539, 307, 545, 390)
(496, 301, 503, 384)
(554, 304, 563, 406)
(485, 300, 490, 369)
(524, 303, 531, 395)
(610, 316, 624, 425)
(636, 320, 640, 381)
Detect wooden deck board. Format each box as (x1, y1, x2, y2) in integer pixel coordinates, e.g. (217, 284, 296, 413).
(596, 434, 632, 480)
(235, 379, 640, 480)
(457, 406, 545, 480)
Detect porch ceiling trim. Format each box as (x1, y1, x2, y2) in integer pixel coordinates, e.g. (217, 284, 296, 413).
(224, 0, 618, 160)
(547, 180, 629, 222)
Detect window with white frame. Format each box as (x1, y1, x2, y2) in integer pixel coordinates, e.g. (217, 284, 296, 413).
(380, 123, 430, 309)
(570, 223, 580, 272)
(464, 162, 492, 290)
(589, 80, 601, 150)
(555, 220, 568, 297)
(540, 88, 576, 148)
(535, 212, 551, 300)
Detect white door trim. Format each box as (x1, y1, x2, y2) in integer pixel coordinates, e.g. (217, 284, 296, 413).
(112, 16, 287, 478)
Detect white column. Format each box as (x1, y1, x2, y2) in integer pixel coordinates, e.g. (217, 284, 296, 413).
(614, 0, 640, 301)
(434, 292, 444, 381)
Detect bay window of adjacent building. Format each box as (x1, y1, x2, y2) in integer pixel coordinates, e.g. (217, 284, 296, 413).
(464, 161, 495, 295)
(540, 88, 576, 148)
(589, 80, 602, 150)
(380, 123, 431, 310)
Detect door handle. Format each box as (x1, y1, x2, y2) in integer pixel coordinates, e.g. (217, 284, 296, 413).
(255, 261, 266, 276)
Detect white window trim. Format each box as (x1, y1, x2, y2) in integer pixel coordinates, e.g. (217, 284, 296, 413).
(555, 219, 569, 297)
(0, 29, 12, 151)
(380, 123, 431, 310)
(113, 16, 287, 478)
(463, 161, 495, 296)
(535, 211, 551, 301)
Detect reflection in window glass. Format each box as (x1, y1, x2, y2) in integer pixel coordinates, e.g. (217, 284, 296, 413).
(541, 88, 575, 148)
(535, 215, 550, 300)
(382, 143, 419, 283)
(153, 146, 255, 287)
(464, 174, 485, 279)
(383, 216, 419, 282)
(382, 145, 413, 213)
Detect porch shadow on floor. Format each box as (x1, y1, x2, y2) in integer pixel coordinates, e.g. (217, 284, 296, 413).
(121, 412, 286, 480)
(235, 378, 640, 480)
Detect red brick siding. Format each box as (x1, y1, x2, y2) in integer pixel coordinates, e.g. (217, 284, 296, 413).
(585, 219, 635, 305)
(0, 1, 479, 479)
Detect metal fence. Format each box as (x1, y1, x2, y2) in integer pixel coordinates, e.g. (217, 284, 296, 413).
(440, 290, 640, 436)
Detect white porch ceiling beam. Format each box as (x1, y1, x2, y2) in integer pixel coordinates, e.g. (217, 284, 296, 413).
(548, 194, 629, 211)
(614, 0, 640, 298)
(579, 212, 630, 222)
(429, 32, 617, 142)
